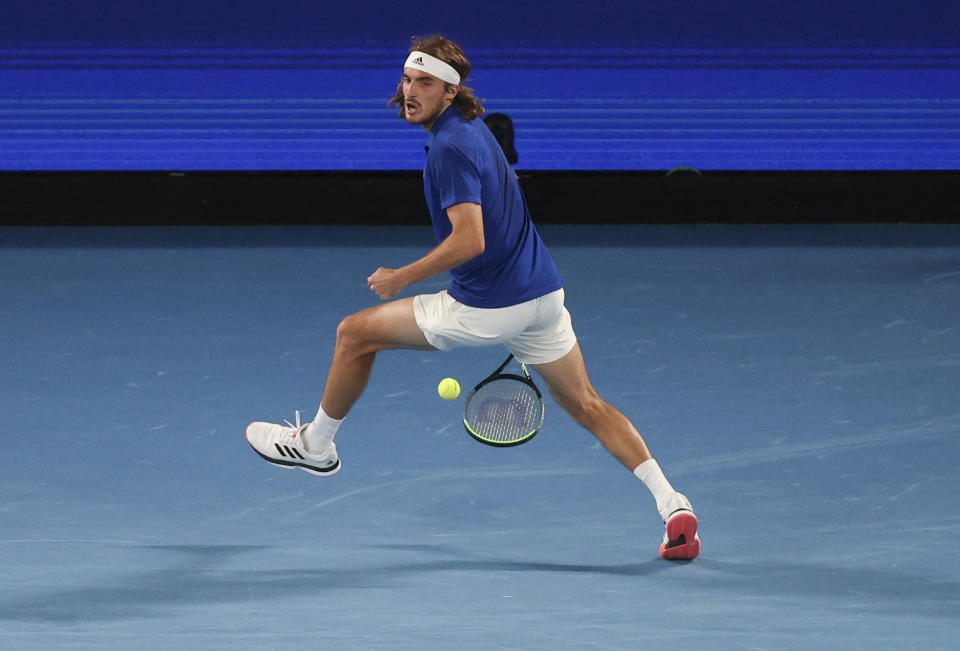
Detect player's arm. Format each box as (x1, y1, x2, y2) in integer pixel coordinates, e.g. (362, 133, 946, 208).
(367, 202, 484, 299)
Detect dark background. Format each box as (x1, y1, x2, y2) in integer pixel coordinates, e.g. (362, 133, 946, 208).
(4, 0, 957, 49)
(1, 1, 958, 223)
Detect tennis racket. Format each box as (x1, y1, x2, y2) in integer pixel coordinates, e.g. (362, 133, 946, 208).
(462, 353, 545, 447)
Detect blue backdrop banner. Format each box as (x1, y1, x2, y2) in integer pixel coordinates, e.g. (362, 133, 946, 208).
(2, 1, 957, 170)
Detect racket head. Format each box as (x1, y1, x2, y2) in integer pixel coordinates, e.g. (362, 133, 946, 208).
(462, 373, 544, 447)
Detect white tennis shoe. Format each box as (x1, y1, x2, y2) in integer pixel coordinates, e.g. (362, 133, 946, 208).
(658, 492, 700, 560)
(245, 411, 341, 476)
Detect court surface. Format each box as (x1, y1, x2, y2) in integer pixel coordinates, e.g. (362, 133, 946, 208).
(1, 224, 958, 649)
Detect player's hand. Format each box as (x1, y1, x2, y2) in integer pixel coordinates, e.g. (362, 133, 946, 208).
(367, 267, 405, 300)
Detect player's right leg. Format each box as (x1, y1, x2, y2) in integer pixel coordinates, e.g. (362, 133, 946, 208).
(246, 297, 436, 476)
(321, 297, 436, 419)
(245, 410, 342, 476)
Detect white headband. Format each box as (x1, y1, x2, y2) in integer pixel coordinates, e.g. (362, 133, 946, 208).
(403, 51, 461, 85)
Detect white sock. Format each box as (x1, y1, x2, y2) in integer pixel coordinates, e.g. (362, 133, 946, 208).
(633, 459, 676, 515)
(302, 405, 343, 454)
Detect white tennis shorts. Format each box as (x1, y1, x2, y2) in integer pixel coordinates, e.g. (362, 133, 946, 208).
(413, 288, 577, 365)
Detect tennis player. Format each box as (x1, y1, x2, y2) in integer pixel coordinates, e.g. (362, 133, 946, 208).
(246, 36, 700, 560)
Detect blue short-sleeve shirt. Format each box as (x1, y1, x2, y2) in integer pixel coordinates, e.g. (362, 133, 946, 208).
(423, 106, 563, 308)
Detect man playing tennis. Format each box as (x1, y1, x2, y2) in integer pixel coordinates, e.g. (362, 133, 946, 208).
(246, 36, 700, 560)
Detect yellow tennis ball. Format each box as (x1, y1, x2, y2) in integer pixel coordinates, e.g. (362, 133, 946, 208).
(437, 377, 461, 400)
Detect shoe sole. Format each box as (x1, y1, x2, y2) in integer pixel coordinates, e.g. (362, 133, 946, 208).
(659, 511, 700, 560)
(245, 424, 341, 477)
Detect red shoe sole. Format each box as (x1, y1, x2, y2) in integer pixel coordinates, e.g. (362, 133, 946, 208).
(659, 512, 700, 560)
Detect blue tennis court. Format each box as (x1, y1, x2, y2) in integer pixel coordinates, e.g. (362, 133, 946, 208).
(1, 224, 958, 649)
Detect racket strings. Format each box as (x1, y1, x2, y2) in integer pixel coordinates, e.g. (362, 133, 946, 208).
(465, 379, 541, 444)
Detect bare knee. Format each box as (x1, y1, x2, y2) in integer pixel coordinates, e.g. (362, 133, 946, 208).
(555, 391, 608, 429)
(335, 312, 376, 357)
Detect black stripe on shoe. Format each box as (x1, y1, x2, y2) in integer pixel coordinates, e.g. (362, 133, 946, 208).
(308, 457, 341, 474)
(248, 438, 339, 475)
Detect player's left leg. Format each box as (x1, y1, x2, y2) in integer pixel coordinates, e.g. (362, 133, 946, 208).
(531, 344, 700, 560)
(529, 343, 651, 469)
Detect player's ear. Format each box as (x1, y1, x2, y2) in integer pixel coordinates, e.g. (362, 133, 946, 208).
(445, 84, 459, 99)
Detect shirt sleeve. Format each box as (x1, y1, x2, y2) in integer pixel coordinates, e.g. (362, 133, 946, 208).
(428, 142, 482, 211)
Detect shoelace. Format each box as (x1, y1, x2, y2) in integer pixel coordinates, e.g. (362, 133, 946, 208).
(281, 410, 333, 460)
(282, 410, 308, 440)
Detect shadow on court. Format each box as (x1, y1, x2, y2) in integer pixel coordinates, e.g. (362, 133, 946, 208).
(2, 543, 957, 624)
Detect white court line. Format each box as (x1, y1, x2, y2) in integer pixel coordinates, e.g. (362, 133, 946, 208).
(668, 415, 960, 476)
(0, 538, 143, 545)
(289, 465, 595, 516)
(923, 270, 960, 283)
(231, 416, 960, 517)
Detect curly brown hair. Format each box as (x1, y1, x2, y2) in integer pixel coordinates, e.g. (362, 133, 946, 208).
(388, 35, 485, 121)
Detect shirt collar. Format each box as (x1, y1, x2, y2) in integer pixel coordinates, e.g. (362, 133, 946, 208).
(425, 105, 460, 151)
